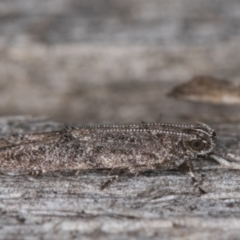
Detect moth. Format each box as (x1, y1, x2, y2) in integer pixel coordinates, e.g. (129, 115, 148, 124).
(0, 122, 216, 182)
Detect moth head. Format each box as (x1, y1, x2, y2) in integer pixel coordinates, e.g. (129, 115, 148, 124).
(182, 122, 216, 156)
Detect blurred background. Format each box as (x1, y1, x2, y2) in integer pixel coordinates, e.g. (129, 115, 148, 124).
(0, 0, 240, 124)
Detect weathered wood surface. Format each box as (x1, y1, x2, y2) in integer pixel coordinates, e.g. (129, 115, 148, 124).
(0, 0, 240, 45)
(0, 116, 240, 240)
(1, 0, 240, 239)
(0, 0, 240, 123)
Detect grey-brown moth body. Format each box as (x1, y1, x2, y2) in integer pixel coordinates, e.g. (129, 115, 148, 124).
(0, 122, 216, 175)
(0, 123, 216, 173)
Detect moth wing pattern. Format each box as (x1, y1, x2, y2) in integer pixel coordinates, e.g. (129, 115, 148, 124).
(0, 122, 216, 176)
(0, 132, 63, 149)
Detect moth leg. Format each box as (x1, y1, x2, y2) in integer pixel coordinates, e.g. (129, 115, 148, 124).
(210, 154, 240, 169)
(107, 167, 115, 176)
(101, 165, 154, 190)
(100, 169, 124, 191)
(185, 158, 196, 182)
(75, 170, 82, 175)
(100, 175, 119, 191)
(185, 158, 206, 194)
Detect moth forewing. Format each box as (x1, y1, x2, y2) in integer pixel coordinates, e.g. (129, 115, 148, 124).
(0, 122, 216, 177)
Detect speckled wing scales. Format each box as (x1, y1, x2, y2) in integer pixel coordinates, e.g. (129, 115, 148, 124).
(0, 122, 216, 175)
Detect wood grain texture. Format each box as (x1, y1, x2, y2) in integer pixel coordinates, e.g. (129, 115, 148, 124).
(0, 117, 240, 240)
